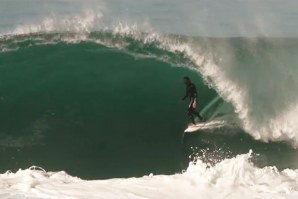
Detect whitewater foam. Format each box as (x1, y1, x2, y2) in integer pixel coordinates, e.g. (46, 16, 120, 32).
(0, 152, 297, 199)
(191, 38, 298, 147)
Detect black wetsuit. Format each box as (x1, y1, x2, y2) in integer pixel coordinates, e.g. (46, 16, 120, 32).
(182, 83, 204, 124)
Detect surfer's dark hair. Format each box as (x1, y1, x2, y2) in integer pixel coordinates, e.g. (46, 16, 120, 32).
(183, 76, 190, 81)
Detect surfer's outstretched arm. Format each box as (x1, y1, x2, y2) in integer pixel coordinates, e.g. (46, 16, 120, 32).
(182, 86, 190, 100)
(182, 93, 188, 101)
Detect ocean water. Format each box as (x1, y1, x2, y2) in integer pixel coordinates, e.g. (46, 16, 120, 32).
(1, 0, 298, 199)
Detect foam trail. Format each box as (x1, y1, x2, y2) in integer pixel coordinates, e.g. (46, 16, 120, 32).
(0, 152, 297, 199)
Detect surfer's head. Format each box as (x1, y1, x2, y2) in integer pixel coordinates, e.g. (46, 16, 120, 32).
(183, 76, 191, 85)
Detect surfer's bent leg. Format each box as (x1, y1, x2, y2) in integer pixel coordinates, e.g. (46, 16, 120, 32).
(189, 97, 204, 122)
(194, 111, 204, 121)
(188, 110, 196, 125)
(188, 98, 196, 124)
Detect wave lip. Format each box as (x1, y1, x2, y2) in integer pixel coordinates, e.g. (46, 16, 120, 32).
(1, 152, 298, 199)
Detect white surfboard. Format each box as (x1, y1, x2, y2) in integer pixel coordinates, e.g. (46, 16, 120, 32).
(184, 120, 225, 133)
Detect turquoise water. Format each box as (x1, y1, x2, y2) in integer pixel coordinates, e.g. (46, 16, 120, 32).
(1, 32, 298, 180)
(0, 33, 215, 179)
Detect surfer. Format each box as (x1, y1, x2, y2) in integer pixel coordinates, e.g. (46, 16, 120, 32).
(182, 76, 204, 125)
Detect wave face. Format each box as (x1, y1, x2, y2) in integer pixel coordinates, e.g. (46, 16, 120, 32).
(0, 32, 220, 179)
(1, 30, 298, 180)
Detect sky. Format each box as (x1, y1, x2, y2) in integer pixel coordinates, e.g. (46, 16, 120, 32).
(0, 0, 298, 37)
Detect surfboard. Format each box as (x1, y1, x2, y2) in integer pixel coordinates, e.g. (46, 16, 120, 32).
(184, 120, 225, 133)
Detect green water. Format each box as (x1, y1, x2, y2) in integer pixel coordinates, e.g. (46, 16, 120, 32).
(0, 33, 298, 179)
(0, 40, 216, 178)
